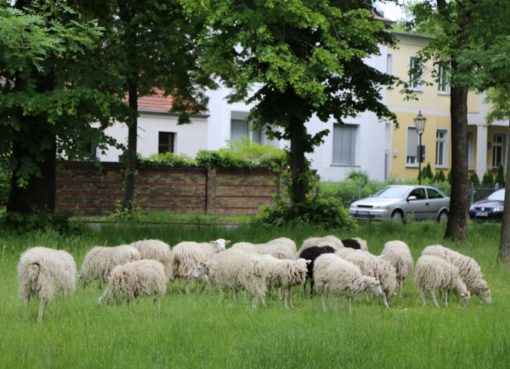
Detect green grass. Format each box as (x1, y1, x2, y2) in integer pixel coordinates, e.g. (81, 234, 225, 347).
(1, 221, 509, 369)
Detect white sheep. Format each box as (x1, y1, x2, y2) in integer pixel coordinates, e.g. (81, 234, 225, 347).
(313, 253, 384, 313)
(299, 235, 344, 254)
(258, 255, 309, 308)
(172, 239, 229, 280)
(192, 249, 268, 309)
(380, 240, 414, 298)
(335, 249, 397, 308)
(415, 255, 471, 307)
(422, 244, 491, 303)
(80, 245, 141, 285)
(230, 237, 297, 260)
(17, 246, 77, 322)
(97, 259, 167, 313)
(129, 239, 174, 280)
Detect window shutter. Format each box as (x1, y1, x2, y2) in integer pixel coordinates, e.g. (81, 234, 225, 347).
(407, 128, 417, 157)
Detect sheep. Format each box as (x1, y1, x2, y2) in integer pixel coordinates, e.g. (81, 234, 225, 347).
(80, 245, 141, 285)
(192, 249, 268, 309)
(230, 237, 297, 260)
(97, 259, 167, 313)
(299, 235, 344, 254)
(172, 239, 229, 280)
(298, 245, 336, 296)
(341, 238, 369, 251)
(257, 255, 310, 308)
(129, 239, 174, 280)
(415, 255, 471, 308)
(380, 240, 414, 298)
(17, 246, 77, 322)
(335, 249, 397, 308)
(313, 253, 385, 313)
(422, 244, 491, 303)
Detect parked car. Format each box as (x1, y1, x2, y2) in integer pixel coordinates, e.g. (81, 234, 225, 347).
(469, 188, 505, 220)
(348, 185, 450, 222)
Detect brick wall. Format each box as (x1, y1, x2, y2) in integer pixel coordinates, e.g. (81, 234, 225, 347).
(55, 162, 279, 215)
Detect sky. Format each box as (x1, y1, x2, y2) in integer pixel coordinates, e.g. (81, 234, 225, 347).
(376, 1, 408, 21)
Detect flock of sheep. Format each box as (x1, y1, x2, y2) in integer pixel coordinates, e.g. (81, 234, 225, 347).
(17, 235, 492, 322)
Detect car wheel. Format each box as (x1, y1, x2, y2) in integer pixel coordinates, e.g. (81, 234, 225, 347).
(391, 210, 404, 223)
(438, 211, 448, 223)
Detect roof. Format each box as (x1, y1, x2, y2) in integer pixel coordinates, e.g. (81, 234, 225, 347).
(137, 89, 208, 117)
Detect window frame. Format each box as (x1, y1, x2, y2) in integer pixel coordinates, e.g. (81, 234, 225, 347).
(409, 56, 423, 91)
(406, 126, 419, 167)
(332, 123, 358, 166)
(435, 129, 448, 168)
(158, 131, 176, 154)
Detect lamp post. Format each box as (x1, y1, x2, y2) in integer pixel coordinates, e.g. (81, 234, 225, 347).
(414, 111, 427, 184)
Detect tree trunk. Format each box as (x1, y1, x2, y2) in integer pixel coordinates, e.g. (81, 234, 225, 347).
(444, 85, 469, 241)
(289, 117, 307, 204)
(122, 80, 138, 210)
(7, 121, 56, 214)
(498, 121, 510, 263)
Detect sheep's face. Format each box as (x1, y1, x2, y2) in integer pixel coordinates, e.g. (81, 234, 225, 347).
(192, 261, 209, 279)
(479, 285, 492, 304)
(460, 291, 471, 307)
(365, 277, 384, 297)
(210, 239, 229, 251)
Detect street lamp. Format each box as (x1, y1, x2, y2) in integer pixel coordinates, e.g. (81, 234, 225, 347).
(414, 111, 427, 184)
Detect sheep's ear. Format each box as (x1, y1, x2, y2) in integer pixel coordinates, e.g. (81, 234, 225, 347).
(200, 261, 208, 267)
(306, 260, 312, 265)
(225, 240, 231, 245)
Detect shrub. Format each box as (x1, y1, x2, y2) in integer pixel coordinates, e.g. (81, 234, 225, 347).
(469, 172, 481, 187)
(140, 152, 197, 167)
(347, 170, 369, 186)
(434, 170, 446, 183)
(481, 171, 495, 188)
(495, 165, 505, 188)
(0, 210, 81, 235)
(419, 163, 434, 181)
(254, 196, 357, 229)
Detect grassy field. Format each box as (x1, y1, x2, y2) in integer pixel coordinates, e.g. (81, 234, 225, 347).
(0, 221, 509, 369)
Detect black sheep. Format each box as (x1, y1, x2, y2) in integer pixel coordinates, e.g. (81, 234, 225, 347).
(341, 239, 362, 250)
(298, 245, 336, 296)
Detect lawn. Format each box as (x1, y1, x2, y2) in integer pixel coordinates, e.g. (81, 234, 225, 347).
(0, 221, 508, 369)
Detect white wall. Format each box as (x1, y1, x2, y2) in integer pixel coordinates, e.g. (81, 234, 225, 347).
(98, 113, 208, 161)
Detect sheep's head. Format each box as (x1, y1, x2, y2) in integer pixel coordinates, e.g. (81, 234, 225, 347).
(293, 259, 309, 283)
(460, 290, 471, 308)
(363, 276, 384, 297)
(192, 261, 210, 279)
(210, 239, 230, 251)
(478, 281, 492, 304)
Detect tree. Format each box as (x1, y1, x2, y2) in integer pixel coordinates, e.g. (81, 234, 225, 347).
(0, 2, 125, 215)
(181, 0, 397, 205)
(73, 0, 210, 210)
(410, 1, 479, 242)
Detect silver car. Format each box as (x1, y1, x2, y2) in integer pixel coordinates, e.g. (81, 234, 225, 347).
(349, 185, 450, 222)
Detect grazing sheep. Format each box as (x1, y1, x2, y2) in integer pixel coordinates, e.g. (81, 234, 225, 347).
(299, 235, 344, 254)
(258, 255, 309, 308)
(415, 255, 470, 308)
(18, 246, 77, 322)
(230, 237, 297, 260)
(336, 249, 397, 308)
(298, 245, 336, 296)
(130, 239, 174, 280)
(341, 238, 369, 251)
(314, 253, 385, 313)
(172, 239, 229, 280)
(192, 249, 268, 308)
(80, 245, 141, 285)
(380, 240, 414, 298)
(97, 260, 167, 313)
(422, 245, 491, 303)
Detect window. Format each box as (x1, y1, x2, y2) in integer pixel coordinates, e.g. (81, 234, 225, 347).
(427, 188, 444, 199)
(230, 111, 262, 143)
(492, 134, 506, 168)
(406, 127, 418, 165)
(83, 141, 96, 158)
(409, 188, 426, 200)
(409, 57, 422, 90)
(332, 124, 357, 165)
(437, 64, 450, 93)
(387, 54, 393, 75)
(158, 132, 175, 154)
(435, 129, 448, 167)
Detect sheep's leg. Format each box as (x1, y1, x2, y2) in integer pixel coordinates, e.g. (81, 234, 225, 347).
(444, 290, 448, 307)
(383, 293, 390, 309)
(321, 294, 328, 312)
(348, 298, 353, 315)
(310, 279, 315, 297)
(431, 290, 440, 308)
(419, 289, 426, 305)
(37, 299, 46, 323)
(288, 288, 294, 308)
(399, 280, 404, 298)
(155, 296, 161, 315)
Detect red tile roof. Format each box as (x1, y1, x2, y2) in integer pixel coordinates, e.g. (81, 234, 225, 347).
(138, 90, 174, 113)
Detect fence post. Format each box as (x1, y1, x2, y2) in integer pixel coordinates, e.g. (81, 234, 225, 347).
(206, 167, 217, 215)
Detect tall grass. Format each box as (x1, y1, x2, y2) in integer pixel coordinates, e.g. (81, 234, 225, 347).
(0, 221, 509, 369)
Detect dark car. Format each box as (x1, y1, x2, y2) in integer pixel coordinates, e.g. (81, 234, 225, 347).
(469, 188, 505, 220)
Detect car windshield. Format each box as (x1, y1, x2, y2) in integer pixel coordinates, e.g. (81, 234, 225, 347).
(373, 187, 409, 199)
(488, 189, 505, 201)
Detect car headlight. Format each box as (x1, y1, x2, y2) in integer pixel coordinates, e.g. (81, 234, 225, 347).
(493, 206, 504, 212)
(469, 205, 476, 211)
(372, 205, 388, 210)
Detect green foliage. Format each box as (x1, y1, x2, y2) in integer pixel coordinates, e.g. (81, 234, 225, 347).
(140, 152, 197, 167)
(107, 201, 143, 222)
(0, 210, 81, 235)
(254, 196, 357, 230)
(434, 170, 446, 183)
(0, 160, 10, 205)
(419, 163, 434, 182)
(481, 171, 495, 188)
(447, 170, 452, 184)
(495, 164, 505, 187)
(469, 172, 481, 187)
(347, 170, 369, 186)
